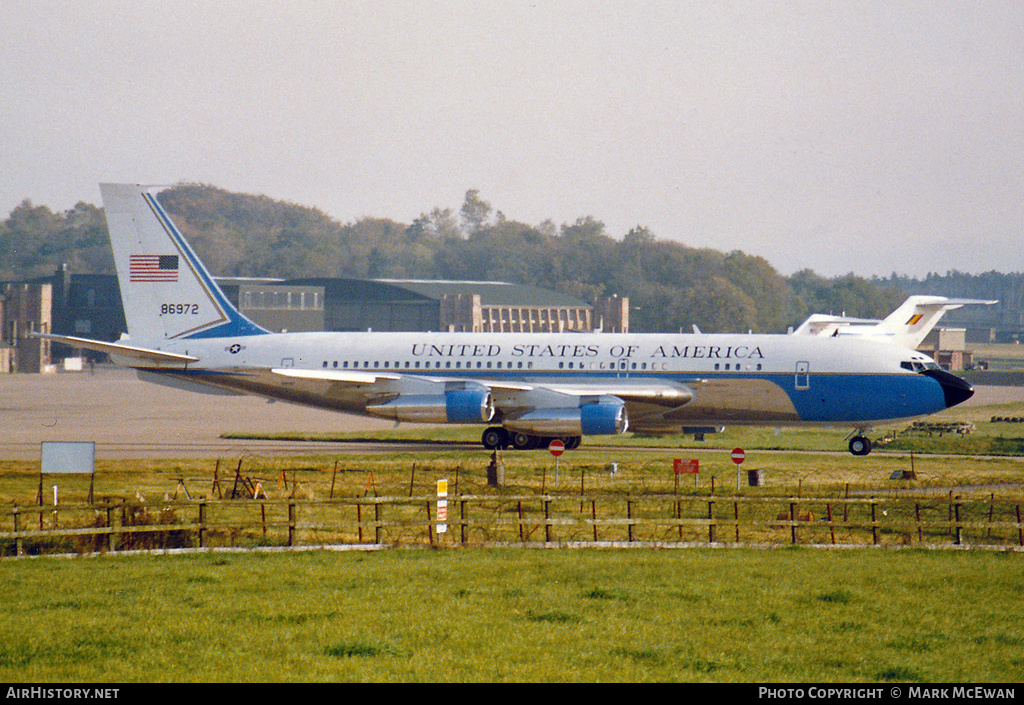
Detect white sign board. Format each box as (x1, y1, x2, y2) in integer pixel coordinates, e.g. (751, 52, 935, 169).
(436, 479, 448, 534)
(41, 442, 95, 475)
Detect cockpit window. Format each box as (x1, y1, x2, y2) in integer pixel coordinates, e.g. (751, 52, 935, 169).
(901, 361, 930, 372)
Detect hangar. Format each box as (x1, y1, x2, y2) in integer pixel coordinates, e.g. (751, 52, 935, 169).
(273, 278, 629, 334)
(1, 268, 629, 370)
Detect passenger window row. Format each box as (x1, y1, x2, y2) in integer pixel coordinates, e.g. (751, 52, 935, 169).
(319, 359, 765, 373)
(322, 359, 535, 370)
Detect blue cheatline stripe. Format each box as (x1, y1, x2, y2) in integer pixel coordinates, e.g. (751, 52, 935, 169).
(142, 192, 269, 339)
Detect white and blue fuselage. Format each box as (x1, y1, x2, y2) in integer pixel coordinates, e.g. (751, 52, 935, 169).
(48, 184, 974, 456)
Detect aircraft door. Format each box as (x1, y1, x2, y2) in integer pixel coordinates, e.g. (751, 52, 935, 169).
(795, 361, 810, 390)
(617, 358, 630, 378)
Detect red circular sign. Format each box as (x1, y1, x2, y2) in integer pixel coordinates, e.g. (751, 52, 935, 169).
(730, 448, 746, 464)
(548, 439, 565, 457)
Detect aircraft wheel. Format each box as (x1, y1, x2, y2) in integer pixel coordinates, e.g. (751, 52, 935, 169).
(564, 436, 582, 450)
(481, 427, 508, 450)
(511, 432, 534, 450)
(849, 436, 872, 456)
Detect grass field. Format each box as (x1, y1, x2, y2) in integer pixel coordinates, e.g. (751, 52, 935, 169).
(1, 373, 1022, 683)
(1, 548, 1022, 683)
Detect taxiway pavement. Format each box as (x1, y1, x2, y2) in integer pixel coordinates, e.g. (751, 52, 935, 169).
(2, 365, 1020, 462)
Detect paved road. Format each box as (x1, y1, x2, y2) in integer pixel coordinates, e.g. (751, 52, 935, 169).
(3, 365, 1020, 461)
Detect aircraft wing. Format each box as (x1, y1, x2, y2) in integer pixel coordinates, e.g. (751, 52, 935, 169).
(266, 368, 693, 407)
(525, 380, 694, 406)
(33, 333, 199, 366)
(256, 367, 696, 432)
(270, 367, 402, 385)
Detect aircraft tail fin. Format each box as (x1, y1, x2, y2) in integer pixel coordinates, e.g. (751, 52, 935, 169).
(100, 183, 269, 343)
(875, 296, 997, 348)
(792, 296, 997, 348)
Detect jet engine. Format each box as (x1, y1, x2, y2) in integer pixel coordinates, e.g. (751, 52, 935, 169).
(366, 388, 494, 424)
(504, 397, 628, 436)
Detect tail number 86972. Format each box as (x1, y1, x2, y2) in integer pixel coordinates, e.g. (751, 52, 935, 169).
(160, 303, 199, 315)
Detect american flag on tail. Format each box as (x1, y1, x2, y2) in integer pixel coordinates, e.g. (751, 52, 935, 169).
(130, 254, 179, 282)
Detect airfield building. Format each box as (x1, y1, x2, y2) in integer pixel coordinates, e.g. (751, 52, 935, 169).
(1, 268, 628, 370)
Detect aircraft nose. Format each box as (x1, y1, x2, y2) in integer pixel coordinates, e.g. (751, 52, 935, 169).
(923, 369, 974, 409)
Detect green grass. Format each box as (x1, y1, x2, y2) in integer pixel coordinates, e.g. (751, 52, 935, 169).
(0, 548, 1022, 683)
(2, 386, 1023, 682)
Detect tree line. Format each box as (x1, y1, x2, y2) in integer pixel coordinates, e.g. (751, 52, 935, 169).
(3, 183, 1015, 334)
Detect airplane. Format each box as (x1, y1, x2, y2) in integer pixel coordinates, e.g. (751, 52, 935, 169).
(791, 295, 997, 348)
(39, 183, 977, 457)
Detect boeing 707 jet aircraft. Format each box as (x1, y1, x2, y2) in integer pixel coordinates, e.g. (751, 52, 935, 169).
(42, 183, 976, 456)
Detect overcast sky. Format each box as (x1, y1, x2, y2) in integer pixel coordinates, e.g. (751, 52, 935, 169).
(3, 1, 1022, 278)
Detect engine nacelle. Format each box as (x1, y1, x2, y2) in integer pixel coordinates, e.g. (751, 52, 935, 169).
(581, 400, 629, 435)
(446, 388, 496, 424)
(504, 399, 628, 436)
(366, 388, 494, 424)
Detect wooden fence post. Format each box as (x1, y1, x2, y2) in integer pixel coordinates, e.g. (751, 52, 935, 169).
(708, 498, 716, 544)
(113, 499, 124, 552)
(105, 503, 114, 553)
(544, 499, 552, 544)
(948, 491, 954, 537)
(198, 501, 207, 548)
(288, 501, 296, 546)
(988, 493, 995, 540)
(460, 498, 467, 545)
(1017, 505, 1023, 547)
(13, 506, 23, 556)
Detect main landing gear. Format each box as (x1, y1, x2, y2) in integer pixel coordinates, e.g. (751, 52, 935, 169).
(481, 426, 582, 451)
(848, 435, 872, 456)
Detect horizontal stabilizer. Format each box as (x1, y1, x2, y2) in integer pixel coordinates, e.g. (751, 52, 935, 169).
(34, 333, 198, 366)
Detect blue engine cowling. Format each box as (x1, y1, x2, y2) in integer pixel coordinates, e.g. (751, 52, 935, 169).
(581, 401, 628, 435)
(445, 388, 495, 424)
(365, 388, 494, 424)
(504, 398, 628, 436)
